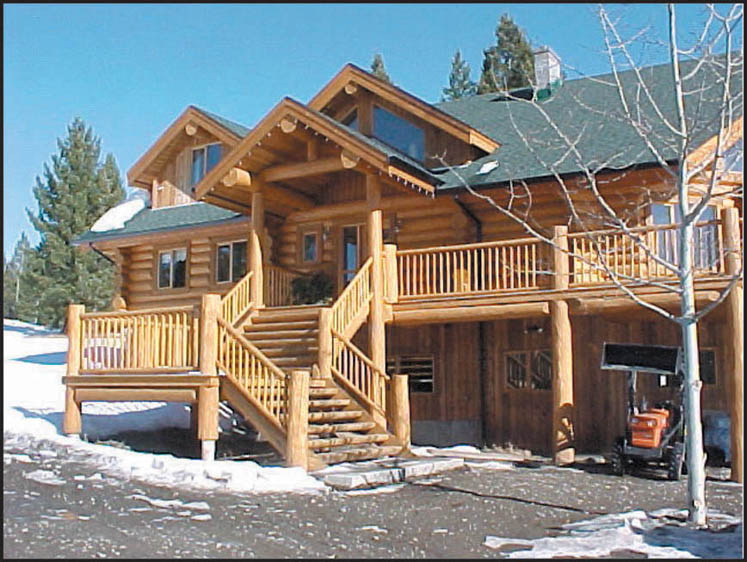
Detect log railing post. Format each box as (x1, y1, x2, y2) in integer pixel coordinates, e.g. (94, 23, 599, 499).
(318, 308, 332, 378)
(722, 207, 743, 483)
(286, 370, 310, 470)
(389, 374, 411, 452)
(383, 244, 399, 304)
(64, 304, 84, 436)
(199, 294, 221, 377)
(550, 226, 575, 465)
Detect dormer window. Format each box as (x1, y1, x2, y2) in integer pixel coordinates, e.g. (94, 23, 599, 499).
(191, 143, 222, 187)
(342, 109, 358, 130)
(373, 105, 425, 161)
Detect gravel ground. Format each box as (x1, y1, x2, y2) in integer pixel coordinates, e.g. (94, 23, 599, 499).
(3, 436, 742, 559)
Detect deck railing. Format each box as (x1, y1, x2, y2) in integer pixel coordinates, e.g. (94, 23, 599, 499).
(221, 270, 254, 326)
(330, 257, 373, 338)
(79, 305, 199, 373)
(331, 328, 389, 414)
(264, 265, 302, 308)
(396, 237, 544, 299)
(569, 220, 724, 286)
(217, 317, 288, 429)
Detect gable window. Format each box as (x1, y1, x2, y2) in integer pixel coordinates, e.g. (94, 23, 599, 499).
(505, 350, 553, 391)
(191, 143, 222, 187)
(651, 204, 718, 269)
(158, 248, 187, 289)
(387, 355, 435, 393)
(373, 105, 425, 161)
(216, 240, 247, 283)
(342, 109, 358, 131)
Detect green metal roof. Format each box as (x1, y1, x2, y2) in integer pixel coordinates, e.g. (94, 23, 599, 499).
(75, 202, 246, 245)
(433, 57, 742, 191)
(194, 106, 251, 138)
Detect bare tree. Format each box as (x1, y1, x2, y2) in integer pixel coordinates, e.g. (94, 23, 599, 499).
(440, 3, 742, 525)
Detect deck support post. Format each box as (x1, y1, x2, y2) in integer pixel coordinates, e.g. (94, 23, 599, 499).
(551, 226, 575, 465)
(286, 370, 310, 470)
(383, 244, 399, 304)
(389, 374, 411, 452)
(318, 308, 333, 378)
(366, 175, 386, 374)
(723, 207, 743, 483)
(198, 385, 219, 461)
(64, 304, 84, 436)
(198, 294, 221, 460)
(250, 187, 265, 308)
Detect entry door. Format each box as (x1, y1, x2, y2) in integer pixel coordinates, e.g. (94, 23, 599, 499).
(340, 224, 365, 288)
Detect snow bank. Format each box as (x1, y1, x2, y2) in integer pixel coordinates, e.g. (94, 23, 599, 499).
(3, 319, 327, 495)
(90, 188, 150, 232)
(484, 508, 742, 559)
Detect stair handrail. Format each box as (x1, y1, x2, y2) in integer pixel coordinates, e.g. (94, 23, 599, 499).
(264, 264, 304, 307)
(216, 316, 288, 431)
(221, 270, 254, 326)
(329, 256, 373, 338)
(330, 327, 389, 414)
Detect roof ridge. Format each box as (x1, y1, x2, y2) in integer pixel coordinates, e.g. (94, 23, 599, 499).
(190, 105, 251, 137)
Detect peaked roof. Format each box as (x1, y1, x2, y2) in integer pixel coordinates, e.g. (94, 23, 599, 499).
(432, 57, 742, 191)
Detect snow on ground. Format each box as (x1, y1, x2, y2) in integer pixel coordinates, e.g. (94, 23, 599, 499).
(3, 319, 325, 494)
(484, 508, 743, 559)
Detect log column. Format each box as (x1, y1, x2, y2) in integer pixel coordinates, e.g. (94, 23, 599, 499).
(250, 187, 265, 308)
(198, 294, 221, 460)
(366, 175, 386, 373)
(318, 308, 332, 379)
(383, 244, 399, 304)
(286, 370, 310, 470)
(723, 207, 743, 483)
(389, 374, 411, 452)
(63, 304, 84, 436)
(551, 226, 575, 465)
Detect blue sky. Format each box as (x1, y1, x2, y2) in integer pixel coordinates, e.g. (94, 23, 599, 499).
(2, 3, 729, 256)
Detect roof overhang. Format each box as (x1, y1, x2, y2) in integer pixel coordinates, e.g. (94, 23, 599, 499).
(308, 63, 500, 154)
(127, 106, 246, 190)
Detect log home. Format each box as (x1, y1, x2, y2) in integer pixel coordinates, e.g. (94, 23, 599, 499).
(67, 55, 743, 476)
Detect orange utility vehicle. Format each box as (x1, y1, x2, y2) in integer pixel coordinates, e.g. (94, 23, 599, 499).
(601, 343, 686, 481)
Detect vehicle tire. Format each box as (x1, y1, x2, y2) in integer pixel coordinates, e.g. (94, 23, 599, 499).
(667, 442, 684, 481)
(610, 438, 625, 476)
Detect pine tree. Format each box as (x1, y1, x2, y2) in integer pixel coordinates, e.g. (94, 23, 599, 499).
(3, 233, 31, 319)
(370, 53, 391, 83)
(477, 13, 535, 93)
(442, 49, 477, 101)
(20, 118, 124, 328)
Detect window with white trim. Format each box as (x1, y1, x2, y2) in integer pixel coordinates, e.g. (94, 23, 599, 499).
(191, 143, 222, 187)
(651, 203, 719, 269)
(505, 350, 553, 391)
(216, 240, 247, 283)
(158, 248, 187, 289)
(386, 355, 435, 393)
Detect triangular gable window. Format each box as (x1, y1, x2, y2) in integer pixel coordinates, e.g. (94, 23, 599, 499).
(373, 105, 425, 161)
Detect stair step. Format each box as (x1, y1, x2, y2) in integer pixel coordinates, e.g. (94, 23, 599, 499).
(309, 433, 390, 450)
(254, 307, 323, 322)
(308, 398, 350, 409)
(309, 378, 331, 388)
(309, 387, 338, 399)
(270, 357, 316, 367)
(316, 445, 402, 465)
(244, 330, 319, 340)
(244, 320, 318, 332)
(308, 421, 377, 434)
(255, 346, 319, 358)
(308, 410, 363, 423)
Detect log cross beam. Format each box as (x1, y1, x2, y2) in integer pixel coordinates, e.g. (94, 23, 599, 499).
(258, 151, 360, 183)
(221, 167, 315, 210)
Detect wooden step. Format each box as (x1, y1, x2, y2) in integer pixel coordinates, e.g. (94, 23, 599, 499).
(309, 433, 390, 450)
(308, 410, 363, 423)
(255, 346, 319, 358)
(309, 387, 338, 399)
(254, 307, 323, 322)
(244, 329, 319, 340)
(244, 320, 318, 332)
(308, 398, 350, 409)
(307, 421, 377, 434)
(309, 378, 330, 388)
(269, 356, 317, 368)
(315, 445, 402, 465)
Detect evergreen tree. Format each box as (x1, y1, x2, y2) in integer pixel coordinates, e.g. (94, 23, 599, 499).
(370, 53, 391, 83)
(3, 233, 31, 319)
(20, 118, 124, 328)
(477, 13, 535, 93)
(442, 49, 477, 101)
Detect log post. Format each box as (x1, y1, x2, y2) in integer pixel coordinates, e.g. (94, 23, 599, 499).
(64, 304, 84, 435)
(250, 188, 265, 307)
(112, 296, 127, 311)
(550, 226, 575, 465)
(383, 244, 399, 304)
(318, 308, 333, 378)
(367, 175, 386, 374)
(286, 370, 310, 470)
(389, 374, 411, 452)
(722, 207, 743, 483)
(198, 385, 219, 461)
(199, 294, 221, 377)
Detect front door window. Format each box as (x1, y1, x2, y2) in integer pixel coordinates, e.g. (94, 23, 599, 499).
(341, 225, 362, 286)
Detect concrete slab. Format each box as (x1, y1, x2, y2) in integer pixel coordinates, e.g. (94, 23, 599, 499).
(314, 456, 465, 490)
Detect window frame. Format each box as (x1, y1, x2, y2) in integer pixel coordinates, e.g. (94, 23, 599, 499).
(190, 142, 223, 188)
(297, 224, 322, 266)
(156, 246, 189, 291)
(215, 238, 248, 284)
(372, 104, 426, 162)
(504, 349, 553, 391)
(650, 203, 719, 269)
(386, 354, 435, 394)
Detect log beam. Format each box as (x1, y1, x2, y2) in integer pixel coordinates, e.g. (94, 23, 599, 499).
(185, 123, 197, 136)
(222, 167, 252, 188)
(569, 291, 720, 316)
(259, 156, 345, 183)
(344, 82, 358, 95)
(392, 302, 550, 325)
(280, 117, 297, 133)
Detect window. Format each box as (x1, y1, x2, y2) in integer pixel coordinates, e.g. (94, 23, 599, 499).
(158, 248, 187, 289)
(191, 143, 222, 187)
(298, 225, 321, 265)
(651, 203, 719, 270)
(387, 355, 435, 393)
(341, 224, 362, 285)
(373, 105, 425, 161)
(216, 240, 247, 283)
(342, 109, 358, 130)
(505, 350, 553, 390)
(659, 349, 716, 387)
